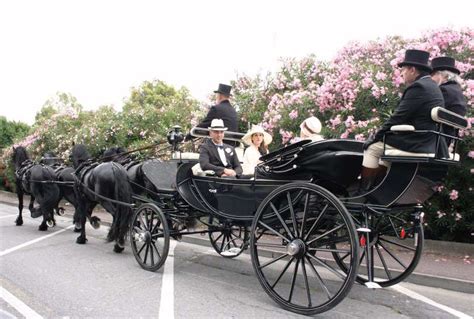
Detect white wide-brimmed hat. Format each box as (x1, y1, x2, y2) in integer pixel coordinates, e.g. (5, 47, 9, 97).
(300, 116, 322, 137)
(208, 119, 228, 131)
(242, 124, 272, 146)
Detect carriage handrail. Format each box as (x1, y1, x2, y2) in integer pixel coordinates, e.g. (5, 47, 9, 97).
(190, 126, 244, 142)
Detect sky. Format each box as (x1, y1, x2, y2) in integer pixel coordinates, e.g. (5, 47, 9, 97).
(0, 0, 473, 124)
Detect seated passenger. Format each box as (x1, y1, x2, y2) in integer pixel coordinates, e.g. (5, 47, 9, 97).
(300, 116, 324, 141)
(199, 119, 242, 177)
(360, 49, 444, 191)
(430, 56, 468, 145)
(241, 124, 272, 175)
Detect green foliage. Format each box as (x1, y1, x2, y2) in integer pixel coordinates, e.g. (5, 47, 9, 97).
(0, 116, 30, 149)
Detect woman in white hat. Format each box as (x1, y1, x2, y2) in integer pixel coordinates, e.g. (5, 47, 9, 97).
(242, 124, 272, 175)
(300, 116, 324, 142)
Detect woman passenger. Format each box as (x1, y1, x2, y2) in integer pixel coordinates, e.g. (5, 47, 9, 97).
(241, 125, 272, 175)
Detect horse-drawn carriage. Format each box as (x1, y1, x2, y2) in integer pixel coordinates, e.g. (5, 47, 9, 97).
(128, 106, 468, 315)
(11, 106, 467, 315)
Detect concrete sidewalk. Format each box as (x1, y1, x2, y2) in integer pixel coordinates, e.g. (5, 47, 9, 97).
(1, 190, 473, 293)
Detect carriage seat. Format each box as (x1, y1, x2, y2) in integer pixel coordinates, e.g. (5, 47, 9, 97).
(171, 152, 200, 160)
(191, 163, 215, 176)
(382, 107, 467, 163)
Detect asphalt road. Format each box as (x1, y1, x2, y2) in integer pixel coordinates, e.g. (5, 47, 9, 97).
(1, 203, 473, 318)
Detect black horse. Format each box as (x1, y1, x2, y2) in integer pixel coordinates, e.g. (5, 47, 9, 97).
(12, 146, 60, 231)
(71, 144, 133, 253)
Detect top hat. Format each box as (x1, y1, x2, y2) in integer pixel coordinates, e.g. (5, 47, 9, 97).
(214, 83, 232, 96)
(431, 56, 460, 75)
(242, 124, 272, 146)
(208, 119, 228, 131)
(397, 49, 432, 72)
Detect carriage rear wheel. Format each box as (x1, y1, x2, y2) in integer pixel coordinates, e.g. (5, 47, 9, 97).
(250, 182, 358, 315)
(208, 217, 249, 258)
(333, 208, 424, 287)
(130, 203, 170, 272)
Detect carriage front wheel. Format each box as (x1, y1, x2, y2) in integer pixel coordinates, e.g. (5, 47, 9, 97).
(250, 182, 359, 315)
(130, 203, 170, 272)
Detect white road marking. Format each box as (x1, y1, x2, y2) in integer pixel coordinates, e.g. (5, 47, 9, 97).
(391, 284, 473, 319)
(0, 214, 17, 219)
(159, 240, 177, 319)
(0, 287, 43, 319)
(0, 225, 75, 257)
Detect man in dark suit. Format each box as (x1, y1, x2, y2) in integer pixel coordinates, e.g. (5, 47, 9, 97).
(431, 56, 468, 144)
(199, 119, 242, 177)
(188, 83, 239, 146)
(360, 49, 445, 190)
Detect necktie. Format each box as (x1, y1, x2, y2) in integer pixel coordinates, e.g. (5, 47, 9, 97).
(216, 145, 224, 149)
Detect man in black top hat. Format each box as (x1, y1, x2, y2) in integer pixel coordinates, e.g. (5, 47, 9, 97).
(187, 83, 239, 146)
(431, 56, 467, 144)
(199, 119, 242, 177)
(359, 49, 445, 191)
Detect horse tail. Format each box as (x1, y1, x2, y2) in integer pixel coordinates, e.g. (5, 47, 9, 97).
(31, 166, 60, 214)
(107, 163, 132, 244)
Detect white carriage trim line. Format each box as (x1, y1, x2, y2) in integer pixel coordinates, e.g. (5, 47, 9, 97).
(0, 225, 74, 257)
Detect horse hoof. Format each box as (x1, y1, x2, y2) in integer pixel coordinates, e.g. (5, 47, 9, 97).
(113, 244, 125, 253)
(73, 227, 82, 233)
(46, 220, 55, 228)
(38, 224, 48, 231)
(57, 207, 65, 216)
(91, 221, 100, 229)
(76, 237, 87, 244)
(15, 218, 23, 226)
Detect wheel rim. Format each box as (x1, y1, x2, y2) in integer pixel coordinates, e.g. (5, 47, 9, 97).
(250, 183, 358, 315)
(209, 219, 248, 258)
(334, 210, 423, 287)
(130, 203, 169, 272)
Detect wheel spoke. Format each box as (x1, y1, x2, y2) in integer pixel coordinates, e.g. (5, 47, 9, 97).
(259, 253, 289, 269)
(375, 244, 392, 280)
(303, 204, 328, 241)
(378, 241, 407, 269)
(150, 218, 162, 234)
(151, 230, 164, 238)
(143, 210, 149, 230)
(286, 192, 299, 239)
(219, 233, 227, 252)
(288, 259, 300, 303)
(143, 242, 150, 264)
(270, 202, 295, 240)
(300, 193, 310, 238)
(300, 259, 312, 307)
(139, 214, 147, 231)
(339, 252, 350, 262)
(379, 236, 416, 251)
(150, 241, 155, 265)
(212, 232, 224, 244)
(305, 256, 332, 300)
(148, 211, 155, 230)
(255, 242, 287, 248)
(137, 242, 146, 255)
(307, 253, 345, 280)
(271, 257, 294, 289)
(258, 221, 291, 243)
(306, 224, 344, 246)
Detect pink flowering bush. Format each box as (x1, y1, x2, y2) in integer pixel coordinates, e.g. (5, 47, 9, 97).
(232, 28, 473, 242)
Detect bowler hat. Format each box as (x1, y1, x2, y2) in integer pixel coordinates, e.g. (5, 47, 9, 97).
(397, 49, 432, 72)
(214, 83, 232, 96)
(431, 56, 460, 75)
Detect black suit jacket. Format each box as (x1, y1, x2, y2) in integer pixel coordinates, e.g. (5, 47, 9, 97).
(199, 138, 242, 176)
(374, 75, 445, 154)
(191, 100, 239, 146)
(439, 81, 467, 142)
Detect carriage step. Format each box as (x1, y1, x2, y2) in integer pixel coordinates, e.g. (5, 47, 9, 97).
(364, 282, 382, 289)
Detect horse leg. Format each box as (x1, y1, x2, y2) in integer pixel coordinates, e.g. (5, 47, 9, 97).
(15, 181, 24, 226)
(38, 207, 48, 231)
(28, 195, 35, 214)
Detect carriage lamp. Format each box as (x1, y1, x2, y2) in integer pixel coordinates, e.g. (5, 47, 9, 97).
(167, 125, 184, 151)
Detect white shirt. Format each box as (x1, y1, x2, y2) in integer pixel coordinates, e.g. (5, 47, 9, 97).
(213, 142, 228, 166)
(242, 144, 266, 175)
